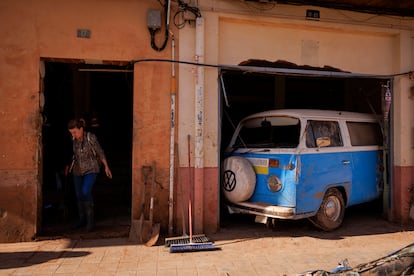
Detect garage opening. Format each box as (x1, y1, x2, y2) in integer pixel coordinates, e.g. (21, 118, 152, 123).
(40, 60, 133, 238)
(219, 60, 391, 227)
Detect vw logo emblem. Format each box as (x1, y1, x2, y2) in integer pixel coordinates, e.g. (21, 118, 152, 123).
(223, 170, 236, 192)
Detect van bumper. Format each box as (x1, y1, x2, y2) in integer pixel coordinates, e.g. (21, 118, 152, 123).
(226, 201, 312, 220)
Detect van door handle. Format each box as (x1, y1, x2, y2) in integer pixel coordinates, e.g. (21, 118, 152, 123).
(341, 160, 351, 165)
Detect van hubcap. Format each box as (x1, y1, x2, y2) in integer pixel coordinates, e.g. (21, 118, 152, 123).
(324, 196, 341, 221)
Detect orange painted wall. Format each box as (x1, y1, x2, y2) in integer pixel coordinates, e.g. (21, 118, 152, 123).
(1, 0, 414, 242)
(0, 0, 220, 242)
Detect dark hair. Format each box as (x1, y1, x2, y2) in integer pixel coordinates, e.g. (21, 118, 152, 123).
(67, 118, 86, 130)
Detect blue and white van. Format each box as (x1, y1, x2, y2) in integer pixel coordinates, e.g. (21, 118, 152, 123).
(222, 109, 383, 231)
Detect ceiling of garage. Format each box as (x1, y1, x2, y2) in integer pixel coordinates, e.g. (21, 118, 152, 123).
(247, 0, 414, 17)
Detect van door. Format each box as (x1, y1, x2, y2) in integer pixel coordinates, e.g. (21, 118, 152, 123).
(296, 120, 352, 214)
(346, 121, 383, 205)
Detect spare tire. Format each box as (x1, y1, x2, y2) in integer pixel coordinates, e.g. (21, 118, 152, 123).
(222, 156, 256, 203)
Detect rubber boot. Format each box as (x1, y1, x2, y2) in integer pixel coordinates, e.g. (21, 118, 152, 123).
(85, 202, 94, 232)
(75, 202, 86, 229)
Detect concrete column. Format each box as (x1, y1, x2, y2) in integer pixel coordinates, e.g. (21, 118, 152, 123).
(392, 30, 414, 223)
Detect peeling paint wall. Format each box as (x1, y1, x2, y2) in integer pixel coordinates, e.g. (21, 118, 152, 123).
(0, 0, 42, 240)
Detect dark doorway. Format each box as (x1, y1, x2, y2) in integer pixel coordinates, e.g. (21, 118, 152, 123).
(220, 69, 388, 154)
(40, 61, 133, 238)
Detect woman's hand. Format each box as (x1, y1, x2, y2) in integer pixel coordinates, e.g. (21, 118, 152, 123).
(105, 166, 113, 179)
(101, 159, 113, 179)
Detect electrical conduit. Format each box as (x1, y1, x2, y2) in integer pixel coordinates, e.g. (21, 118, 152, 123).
(168, 33, 176, 236)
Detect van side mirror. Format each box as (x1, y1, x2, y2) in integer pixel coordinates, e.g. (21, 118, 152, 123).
(316, 137, 331, 147)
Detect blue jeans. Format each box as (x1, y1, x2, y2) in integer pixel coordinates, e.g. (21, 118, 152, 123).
(73, 173, 97, 202)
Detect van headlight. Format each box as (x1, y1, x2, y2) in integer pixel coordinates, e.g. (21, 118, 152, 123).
(267, 175, 282, 192)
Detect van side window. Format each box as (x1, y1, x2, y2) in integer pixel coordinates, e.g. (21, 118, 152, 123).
(347, 122, 383, 146)
(306, 120, 343, 148)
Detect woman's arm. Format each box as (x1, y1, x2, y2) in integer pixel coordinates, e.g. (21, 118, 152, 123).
(88, 132, 112, 179)
(101, 158, 112, 179)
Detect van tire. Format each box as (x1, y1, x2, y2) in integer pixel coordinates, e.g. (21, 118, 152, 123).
(309, 188, 345, 231)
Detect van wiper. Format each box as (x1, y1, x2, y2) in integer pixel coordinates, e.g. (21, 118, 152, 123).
(228, 146, 239, 155)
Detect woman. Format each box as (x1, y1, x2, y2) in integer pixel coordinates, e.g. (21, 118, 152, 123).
(68, 119, 112, 231)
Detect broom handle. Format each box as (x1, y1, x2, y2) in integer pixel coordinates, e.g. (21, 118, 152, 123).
(175, 143, 187, 236)
(187, 134, 193, 242)
(189, 196, 193, 242)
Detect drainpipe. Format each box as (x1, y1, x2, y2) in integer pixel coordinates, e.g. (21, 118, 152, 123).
(194, 16, 204, 233)
(168, 33, 176, 236)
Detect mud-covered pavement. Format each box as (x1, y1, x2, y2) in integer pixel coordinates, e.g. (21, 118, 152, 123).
(2, 202, 414, 275)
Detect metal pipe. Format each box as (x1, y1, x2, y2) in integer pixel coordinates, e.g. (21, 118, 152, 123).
(168, 33, 176, 236)
(389, 78, 394, 221)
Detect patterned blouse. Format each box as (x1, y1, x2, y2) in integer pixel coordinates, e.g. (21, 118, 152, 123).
(71, 132, 106, 176)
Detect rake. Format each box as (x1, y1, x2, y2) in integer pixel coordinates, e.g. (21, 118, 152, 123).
(169, 135, 218, 253)
(165, 144, 209, 247)
(169, 191, 218, 253)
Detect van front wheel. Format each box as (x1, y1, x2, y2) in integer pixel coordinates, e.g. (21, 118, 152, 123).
(309, 188, 345, 231)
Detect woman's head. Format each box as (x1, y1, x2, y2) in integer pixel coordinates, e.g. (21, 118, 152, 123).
(68, 119, 86, 140)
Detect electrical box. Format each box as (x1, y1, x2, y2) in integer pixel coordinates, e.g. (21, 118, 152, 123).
(77, 29, 91, 38)
(147, 9, 161, 30)
(306, 9, 320, 20)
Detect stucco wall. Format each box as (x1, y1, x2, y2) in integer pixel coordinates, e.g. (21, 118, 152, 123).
(218, 17, 396, 73)
(1, 1, 47, 241)
(179, 0, 414, 228)
(0, 0, 177, 242)
(1, 0, 414, 242)
(184, 2, 413, 168)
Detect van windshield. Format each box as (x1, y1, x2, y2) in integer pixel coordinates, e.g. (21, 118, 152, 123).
(233, 116, 301, 148)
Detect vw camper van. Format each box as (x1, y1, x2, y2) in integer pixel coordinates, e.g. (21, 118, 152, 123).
(222, 109, 383, 231)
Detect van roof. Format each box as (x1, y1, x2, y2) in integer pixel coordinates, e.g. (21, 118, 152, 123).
(242, 109, 380, 122)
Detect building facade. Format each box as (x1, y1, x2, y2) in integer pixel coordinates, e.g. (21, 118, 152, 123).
(0, 0, 413, 242)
